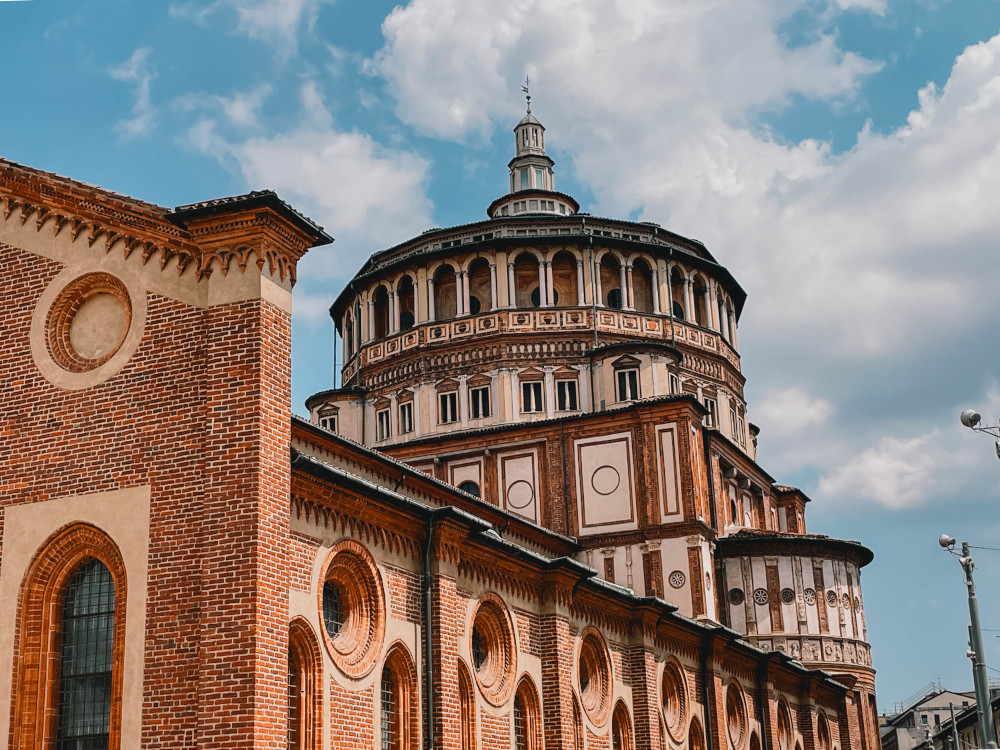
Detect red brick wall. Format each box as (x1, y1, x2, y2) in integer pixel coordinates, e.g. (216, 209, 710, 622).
(0, 236, 295, 747)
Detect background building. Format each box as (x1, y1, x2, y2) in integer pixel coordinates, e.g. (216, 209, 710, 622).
(1, 106, 878, 750)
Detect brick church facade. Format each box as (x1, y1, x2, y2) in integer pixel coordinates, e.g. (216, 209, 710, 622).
(0, 104, 878, 750)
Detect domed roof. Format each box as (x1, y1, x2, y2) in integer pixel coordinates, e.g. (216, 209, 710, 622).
(516, 112, 543, 128)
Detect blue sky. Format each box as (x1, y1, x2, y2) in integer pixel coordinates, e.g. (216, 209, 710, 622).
(3, 0, 1000, 707)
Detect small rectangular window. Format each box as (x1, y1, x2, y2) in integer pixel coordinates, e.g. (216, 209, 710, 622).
(399, 402, 413, 434)
(470, 386, 491, 419)
(535, 168, 544, 189)
(500, 206, 509, 216)
(377, 408, 391, 440)
(439, 392, 458, 424)
(557, 380, 578, 411)
(521, 381, 543, 413)
(520, 168, 530, 190)
(616, 369, 639, 402)
(319, 415, 337, 433)
(529, 199, 538, 210)
(669, 374, 681, 395)
(703, 397, 718, 428)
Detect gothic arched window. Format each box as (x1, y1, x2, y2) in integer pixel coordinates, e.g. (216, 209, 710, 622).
(11, 523, 126, 750)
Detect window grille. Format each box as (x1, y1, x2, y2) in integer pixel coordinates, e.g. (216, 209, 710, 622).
(322, 581, 344, 638)
(56, 558, 115, 750)
(288, 648, 302, 749)
(514, 693, 529, 750)
(381, 666, 399, 750)
(377, 409, 391, 441)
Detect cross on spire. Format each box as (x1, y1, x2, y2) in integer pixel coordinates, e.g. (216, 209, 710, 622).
(522, 75, 531, 114)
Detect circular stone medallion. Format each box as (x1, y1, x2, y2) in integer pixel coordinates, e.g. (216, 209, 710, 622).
(47, 273, 132, 372)
(506, 480, 535, 509)
(591, 465, 621, 495)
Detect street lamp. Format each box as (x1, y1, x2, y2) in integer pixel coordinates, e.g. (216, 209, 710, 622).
(959, 409, 1000, 461)
(938, 533, 997, 749)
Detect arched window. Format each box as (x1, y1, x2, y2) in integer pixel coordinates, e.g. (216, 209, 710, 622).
(397, 276, 416, 331)
(459, 661, 475, 750)
(373, 286, 390, 339)
(631, 258, 655, 313)
(692, 276, 709, 327)
(343, 311, 355, 360)
(669, 268, 686, 320)
(600, 255, 623, 309)
(434, 265, 458, 321)
(690, 716, 707, 750)
(58, 558, 116, 748)
(552, 251, 578, 306)
(380, 645, 417, 750)
(513, 678, 541, 750)
(514, 253, 541, 309)
(573, 695, 584, 750)
(288, 618, 321, 750)
(612, 701, 633, 750)
(11, 523, 126, 749)
(468, 258, 492, 314)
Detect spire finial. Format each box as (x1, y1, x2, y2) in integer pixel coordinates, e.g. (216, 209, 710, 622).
(522, 75, 531, 114)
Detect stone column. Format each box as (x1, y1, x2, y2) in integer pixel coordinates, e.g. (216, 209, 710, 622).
(489, 263, 498, 310)
(625, 264, 635, 310)
(543, 367, 555, 419)
(507, 264, 516, 308)
(650, 268, 661, 314)
(537, 261, 547, 307)
(461, 271, 471, 316)
(618, 264, 628, 309)
(458, 375, 469, 429)
(576, 260, 585, 306)
(390, 289, 399, 333)
(427, 278, 436, 321)
(545, 260, 554, 307)
(455, 269, 465, 317)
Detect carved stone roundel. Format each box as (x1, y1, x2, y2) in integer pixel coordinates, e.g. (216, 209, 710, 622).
(826, 590, 838, 606)
(728, 588, 745, 605)
(591, 465, 621, 496)
(780, 588, 796, 604)
(803, 588, 816, 605)
(752, 588, 768, 605)
(506, 480, 535, 509)
(668, 570, 686, 589)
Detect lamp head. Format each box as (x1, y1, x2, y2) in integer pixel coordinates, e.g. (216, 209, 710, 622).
(938, 534, 956, 549)
(960, 409, 982, 428)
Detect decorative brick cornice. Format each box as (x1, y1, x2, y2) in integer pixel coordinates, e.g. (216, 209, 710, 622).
(0, 158, 330, 284)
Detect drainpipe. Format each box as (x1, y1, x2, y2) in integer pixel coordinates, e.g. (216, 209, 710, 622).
(704, 430, 718, 532)
(586, 228, 599, 412)
(756, 656, 774, 750)
(699, 635, 717, 750)
(423, 512, 436, 750)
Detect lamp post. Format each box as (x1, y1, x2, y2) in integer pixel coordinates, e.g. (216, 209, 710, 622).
(939, 533, 997, 749)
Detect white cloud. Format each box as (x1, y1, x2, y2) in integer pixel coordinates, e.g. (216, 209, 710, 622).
(817, 431, 948, 509)
(188, 83, 434, 280)
(175, 84, 273, 129)
(754, 388, 834, 438)
(171, 0, 333, 56)
(109, 47, 156, 138)
(368, 0, 1000, 501)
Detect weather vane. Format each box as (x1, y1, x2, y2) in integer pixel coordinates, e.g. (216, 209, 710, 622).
(522, 75, 531, 114)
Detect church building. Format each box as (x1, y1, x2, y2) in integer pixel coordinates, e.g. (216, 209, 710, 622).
(0, 101, 878, 750)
